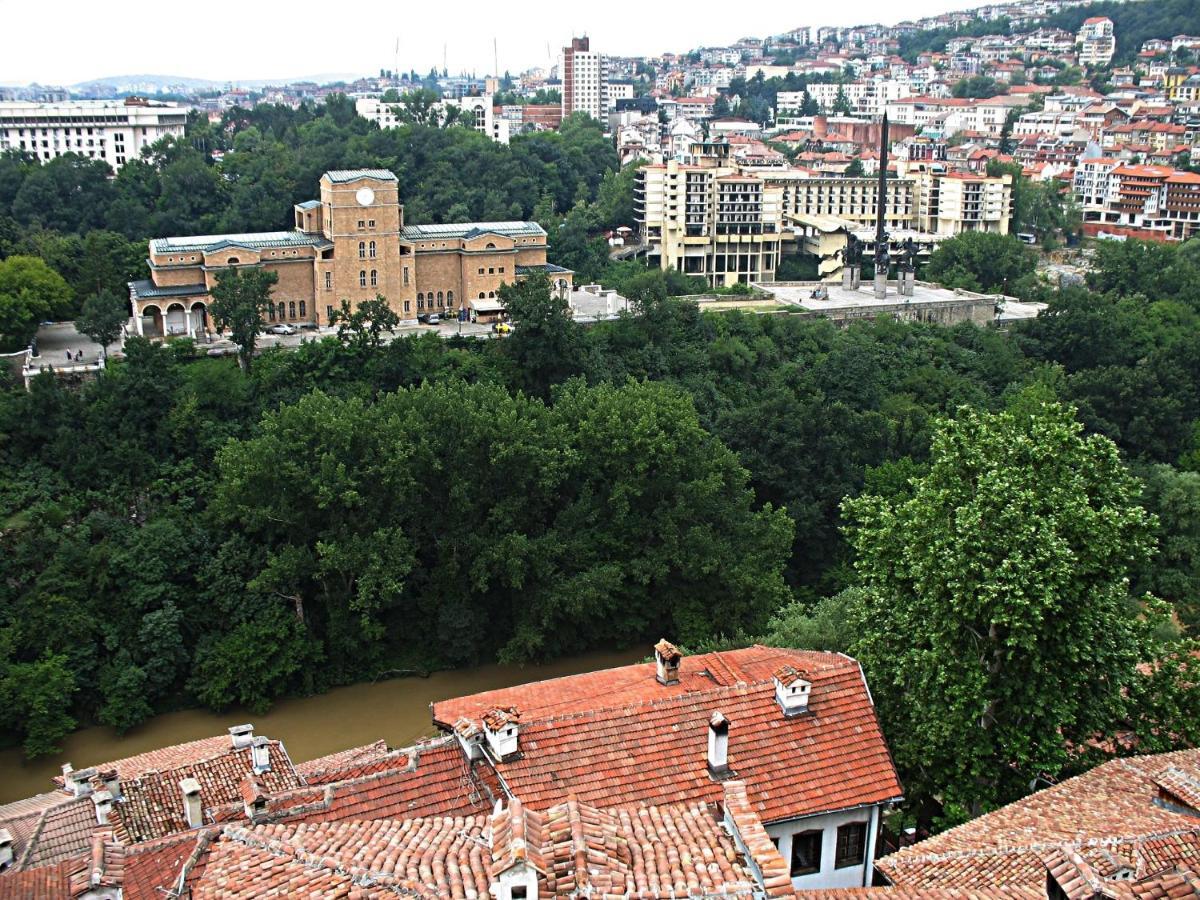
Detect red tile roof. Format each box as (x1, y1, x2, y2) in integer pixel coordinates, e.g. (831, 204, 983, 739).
(52, 735, 232, 787)
(878, 750, 1200, 892)
(114, 740, 302, 843)
(191, 789, 762, 899)
(441, 646, 901, 824)
(292, 739, 393, 784)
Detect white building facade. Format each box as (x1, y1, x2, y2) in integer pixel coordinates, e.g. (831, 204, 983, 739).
(0, 98, 188, 170)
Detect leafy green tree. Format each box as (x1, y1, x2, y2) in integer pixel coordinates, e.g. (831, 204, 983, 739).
(924, 232, 1035, 293)
(0, 652, 78, 756)
(0, 255, 74, 351)
(497, 273, 585, 397)
(845, 158, 866, 177)
(333, 294, 400, 353)
(209, 266, 278, 372)
(762, 588, 865, 652)
(832, 86, 853, 115)
(75, 289, 128, 358)
(843, 396, 1163, 817)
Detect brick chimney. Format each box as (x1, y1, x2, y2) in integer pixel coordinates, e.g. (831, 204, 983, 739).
(179, 777, 203, 828)
(482, 707, 520, 760)
(655, 639, 682, 685)
(708, 711, 731, 778)
(0, 829, 12, 871)
(773, 665, 813, 717)
(250, 736, 272, 774)
(228, 724, 255, 749)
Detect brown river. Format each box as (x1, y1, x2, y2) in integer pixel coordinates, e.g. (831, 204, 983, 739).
(0, 647, 645, 805)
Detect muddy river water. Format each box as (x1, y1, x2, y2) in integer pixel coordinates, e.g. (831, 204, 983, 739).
(0, 647, 644, 804)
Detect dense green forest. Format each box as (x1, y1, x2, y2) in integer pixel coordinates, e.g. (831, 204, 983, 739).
(1, 101, 1199, 824)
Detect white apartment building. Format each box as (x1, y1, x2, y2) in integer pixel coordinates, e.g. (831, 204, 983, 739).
(562, 36, 607, 121)
(779, 80, 910, 119)
(1078, 17, 1117, 66)
(355, 95, 508, 143)
(0, 98, 187, 170)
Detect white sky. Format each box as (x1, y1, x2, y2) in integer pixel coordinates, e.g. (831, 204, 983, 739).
(1, 0, 992, 86)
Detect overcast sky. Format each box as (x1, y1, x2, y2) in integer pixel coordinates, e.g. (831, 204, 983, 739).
(1, 0, 991, 86)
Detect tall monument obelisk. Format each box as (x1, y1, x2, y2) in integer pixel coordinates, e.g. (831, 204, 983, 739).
(873, 113, 891, 299)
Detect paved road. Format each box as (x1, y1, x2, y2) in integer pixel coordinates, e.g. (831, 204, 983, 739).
(30, 322, 113, 366)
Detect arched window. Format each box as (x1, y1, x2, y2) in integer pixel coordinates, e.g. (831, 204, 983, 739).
(358, 241, 366, 259)
(417, 296, 425, 310)
(227, 256, 240, 264)
(277, 302, 285, 320)
(268, 303, 276, 321)
(359, 270, 367, 287)
(485, 242, 496, 249)
(436, 291, 443, 306)
(370, 269, 378, 287)
(478, 292, 485, 299)
(299, 300, 306, 317)
(368, 240, 376, 258)
(488, 291, 495, 298)
(289, 301, 296, 319)
(447, 290, 454, 306)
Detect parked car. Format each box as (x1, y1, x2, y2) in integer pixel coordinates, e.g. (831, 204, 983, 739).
(427, 313, 441, 325)
(417, 313, 430, 324)
(267, 323, 297, 335)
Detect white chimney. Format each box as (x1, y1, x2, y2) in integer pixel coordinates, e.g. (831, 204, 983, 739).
(100, 769, 120, 799)
(91, 788, 114, 825)
(67, 767, 97, 798)
(655, 639, 682, 686)
(773, 665, 813, 716)
(250, 736, 272, 774)
(708, 711, 731, 778)
(454, 718, 485, 760)
(482, 707, 520, 760)
(229, 724, 255, 749)
(0, 828, 12, 871)
(180, 777, 203, 828)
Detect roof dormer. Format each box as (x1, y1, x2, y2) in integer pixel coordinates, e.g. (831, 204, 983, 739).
(774, 665, 812, 716)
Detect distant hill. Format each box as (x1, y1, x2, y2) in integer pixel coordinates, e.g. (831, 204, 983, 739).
(69, 72, 366, 92)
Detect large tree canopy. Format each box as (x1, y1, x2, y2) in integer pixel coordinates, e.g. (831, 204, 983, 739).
(843, 395, 1163, 818)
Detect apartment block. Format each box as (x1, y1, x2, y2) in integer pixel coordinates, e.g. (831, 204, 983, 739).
(0, 97, 187, 170)
(1078, 16, 1117, 66)
(635, 146, 784, 286)
(562, 36, 607, 121)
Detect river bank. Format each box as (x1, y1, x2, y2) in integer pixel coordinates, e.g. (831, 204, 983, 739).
(0, 647, 645, 804)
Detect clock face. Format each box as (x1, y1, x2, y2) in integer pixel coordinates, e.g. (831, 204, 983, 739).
(355, 186, 375, 206)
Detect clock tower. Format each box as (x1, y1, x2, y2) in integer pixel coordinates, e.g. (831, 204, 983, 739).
(317, 169, 414, 322)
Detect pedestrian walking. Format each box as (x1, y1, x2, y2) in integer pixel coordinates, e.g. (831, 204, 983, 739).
(75, 350, 83, 362)
(66, 349, 72, 361)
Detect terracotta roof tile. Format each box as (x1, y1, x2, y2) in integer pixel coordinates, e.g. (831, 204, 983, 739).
(879, 750, 1200, 892)
(52, 735, 232, 787)
(293, 739, 392, 783)
(115, 741, 302, 843)
(460, 648, 901, 824)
